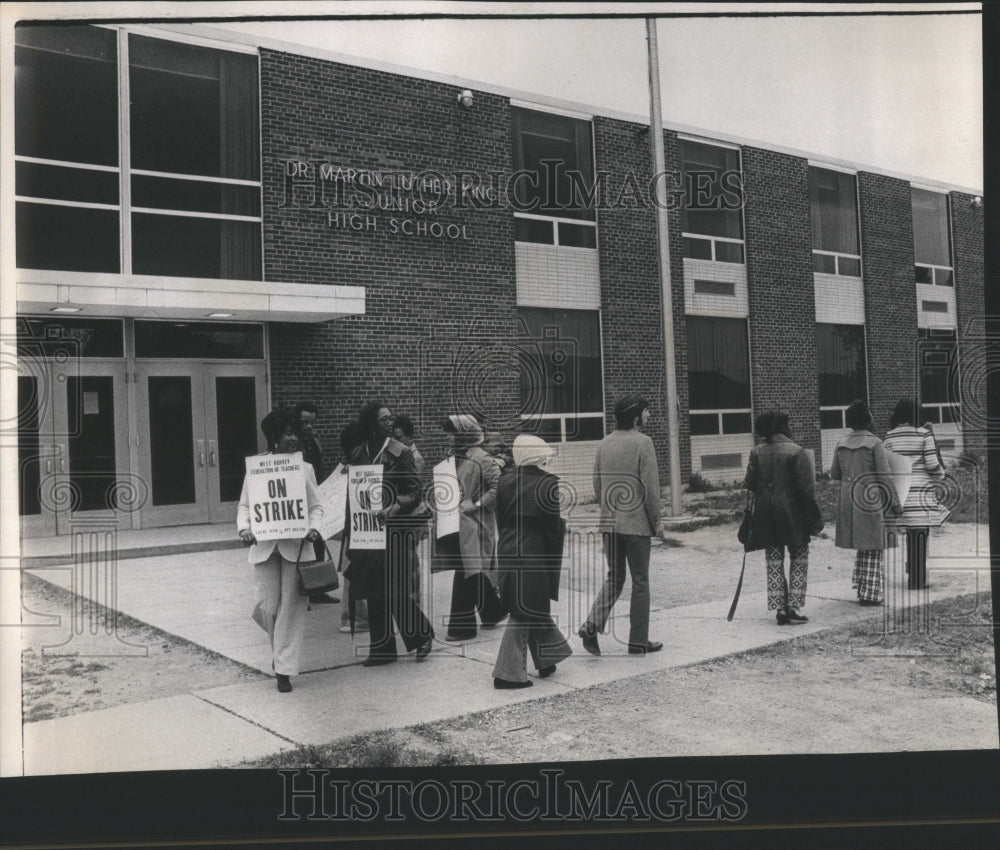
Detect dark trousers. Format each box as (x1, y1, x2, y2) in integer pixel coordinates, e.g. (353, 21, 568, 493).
(447, 571, 504, 637)
(586, 532, 651, 646)
(365, 534, 433, 659)
(904, 527, 929, 590)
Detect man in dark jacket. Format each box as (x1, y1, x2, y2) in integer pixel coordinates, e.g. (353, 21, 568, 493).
(579, 394, 663, 656)
(296, 402, 338, 604)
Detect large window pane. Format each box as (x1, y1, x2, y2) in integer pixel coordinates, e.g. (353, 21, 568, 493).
(809, 167, 859, 255)
(135, 321, 264, 359)
(512, 107, 594, 221)
(15, 25, 118, 166)
(129, 35, 259, 180)
(215, 378, 259, 502)
(912, 188, 951, 267)
(66, 377, 118, 512)
(817, 324, 867, 406)
(17, 202, 120, 273)
(16, 162, 119, 206)
(132, 175, 260, 216)
(518, 308, 603, 428)
(132, 213, 261, 280)
(680, 140, 742, 240)
(18, 317, 124, 358)
(148, 377, 195, 506)
(18, 376, 42, 517)
(686, 316, 751, 410)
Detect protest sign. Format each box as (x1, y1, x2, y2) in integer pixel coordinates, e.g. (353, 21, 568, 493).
(315, 463, 349, 540)
(244, 452, 309, 542)
(433, 456, 460, 539)
(348, 464, 385, 549)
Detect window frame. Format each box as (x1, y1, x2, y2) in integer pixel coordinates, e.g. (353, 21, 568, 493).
(512, 105, 597, 249)
(678, 137, 745, 265)
(911, 188, 954, 288)
(686, 315, 753, 436)
(14, 24, 263, 280)
(816, 322, 869, 429)
(809, 165, 862, 277)
(515, 307, 606, 444)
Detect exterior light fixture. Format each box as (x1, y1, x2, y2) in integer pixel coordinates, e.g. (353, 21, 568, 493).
(208, 312, 234, 318)
(50, 306, 81, 313)
(457, 89, 474, 109)
(971, 196, 983, 209)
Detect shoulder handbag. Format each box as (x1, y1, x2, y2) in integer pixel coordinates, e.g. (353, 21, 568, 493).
(295, 537, 340, 597)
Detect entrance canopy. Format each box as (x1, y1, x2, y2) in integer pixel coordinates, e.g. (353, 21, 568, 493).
(17, 270, 365, 323)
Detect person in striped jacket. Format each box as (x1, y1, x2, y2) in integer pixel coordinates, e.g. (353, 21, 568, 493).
(883, 398, 946, 590)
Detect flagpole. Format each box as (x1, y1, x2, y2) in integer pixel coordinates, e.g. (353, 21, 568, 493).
(646, 17, 683, 517)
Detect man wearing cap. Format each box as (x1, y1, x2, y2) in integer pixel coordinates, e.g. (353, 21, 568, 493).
(578, 394, 663, 656)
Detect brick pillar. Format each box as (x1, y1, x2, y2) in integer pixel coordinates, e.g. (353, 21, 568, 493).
(742, 147, 820, 459)
(593, 117, 689, 484)
(858, 172, 918, 437)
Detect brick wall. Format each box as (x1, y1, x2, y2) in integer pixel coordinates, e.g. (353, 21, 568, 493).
(742, 147, 820, 459)
(592, 118, 689, 486)
(951, 191, 986, 455)
(858, 171, 919, 437)
(260, 49, 519, 465)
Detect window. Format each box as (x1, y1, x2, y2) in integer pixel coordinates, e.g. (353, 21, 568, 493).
(15, 25, 121, 272)
(686, 316, 752, 435)
(912, 189, 953, 287)
(517, 308, 604, 442)
(679, 140, 744, 264)
(817, 324, 867, 429)
(134, 321, 264, 359)
(809, 167, 861, 277)
(15, 25, 261, 280)
(512, 107, 596, 248)
(917, 328, 960, 424)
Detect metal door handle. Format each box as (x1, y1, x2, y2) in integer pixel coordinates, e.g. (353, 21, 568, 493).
(45, 459, 52, 474)
(208, 439, 217, 467)
(197, 439, 205, 467)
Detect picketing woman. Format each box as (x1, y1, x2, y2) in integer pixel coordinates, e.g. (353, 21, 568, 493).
(830, 399, 902, 606)
(491, 434, 572, 688)
(883, 398, 946, 590)
(743, 410, 824, 625)
(435, 414, 505, 641)
(237, 406, 324, 693)
(345, 400, 434, 666)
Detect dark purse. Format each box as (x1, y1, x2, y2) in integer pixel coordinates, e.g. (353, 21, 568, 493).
(294, 537, 340, 597)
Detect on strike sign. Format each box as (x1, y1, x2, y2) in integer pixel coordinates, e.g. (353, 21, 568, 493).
(348, 464, 385, 550)
(244, 453, 309, 542)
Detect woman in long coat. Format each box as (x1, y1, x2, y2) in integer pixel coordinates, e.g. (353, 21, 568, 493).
(830, 399, 902, 606)
(744, 411, 823, 625)
(492, 435, 572, 688)
(436, 415, 504, 641)
(345, 401, 434, 666)
(883, 398, 946, 590)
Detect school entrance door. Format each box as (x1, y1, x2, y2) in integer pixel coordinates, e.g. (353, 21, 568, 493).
(17, 318, 269, 537)
(134, 362, 267, 528)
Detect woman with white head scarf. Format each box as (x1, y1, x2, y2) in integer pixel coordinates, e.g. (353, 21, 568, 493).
(491, 435, 572, 688)
(434, 414, 505, 640)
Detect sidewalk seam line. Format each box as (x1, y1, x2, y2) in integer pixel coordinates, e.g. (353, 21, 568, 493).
(191, 694, 302, 747)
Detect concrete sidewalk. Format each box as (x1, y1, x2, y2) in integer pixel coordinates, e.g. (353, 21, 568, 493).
(19, 524, 995, 774)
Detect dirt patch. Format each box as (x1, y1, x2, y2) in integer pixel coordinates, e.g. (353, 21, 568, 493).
(21, 572, 265, 723)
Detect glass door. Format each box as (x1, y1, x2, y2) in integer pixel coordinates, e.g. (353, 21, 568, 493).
(135, 362, 266, 527)
(18, 361, 57, 538)
(19, 360, 129, 537)
(204, 364, 267, 523)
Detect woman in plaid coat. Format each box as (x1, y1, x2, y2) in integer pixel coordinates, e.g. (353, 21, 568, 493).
(830, 400, 902, 605)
